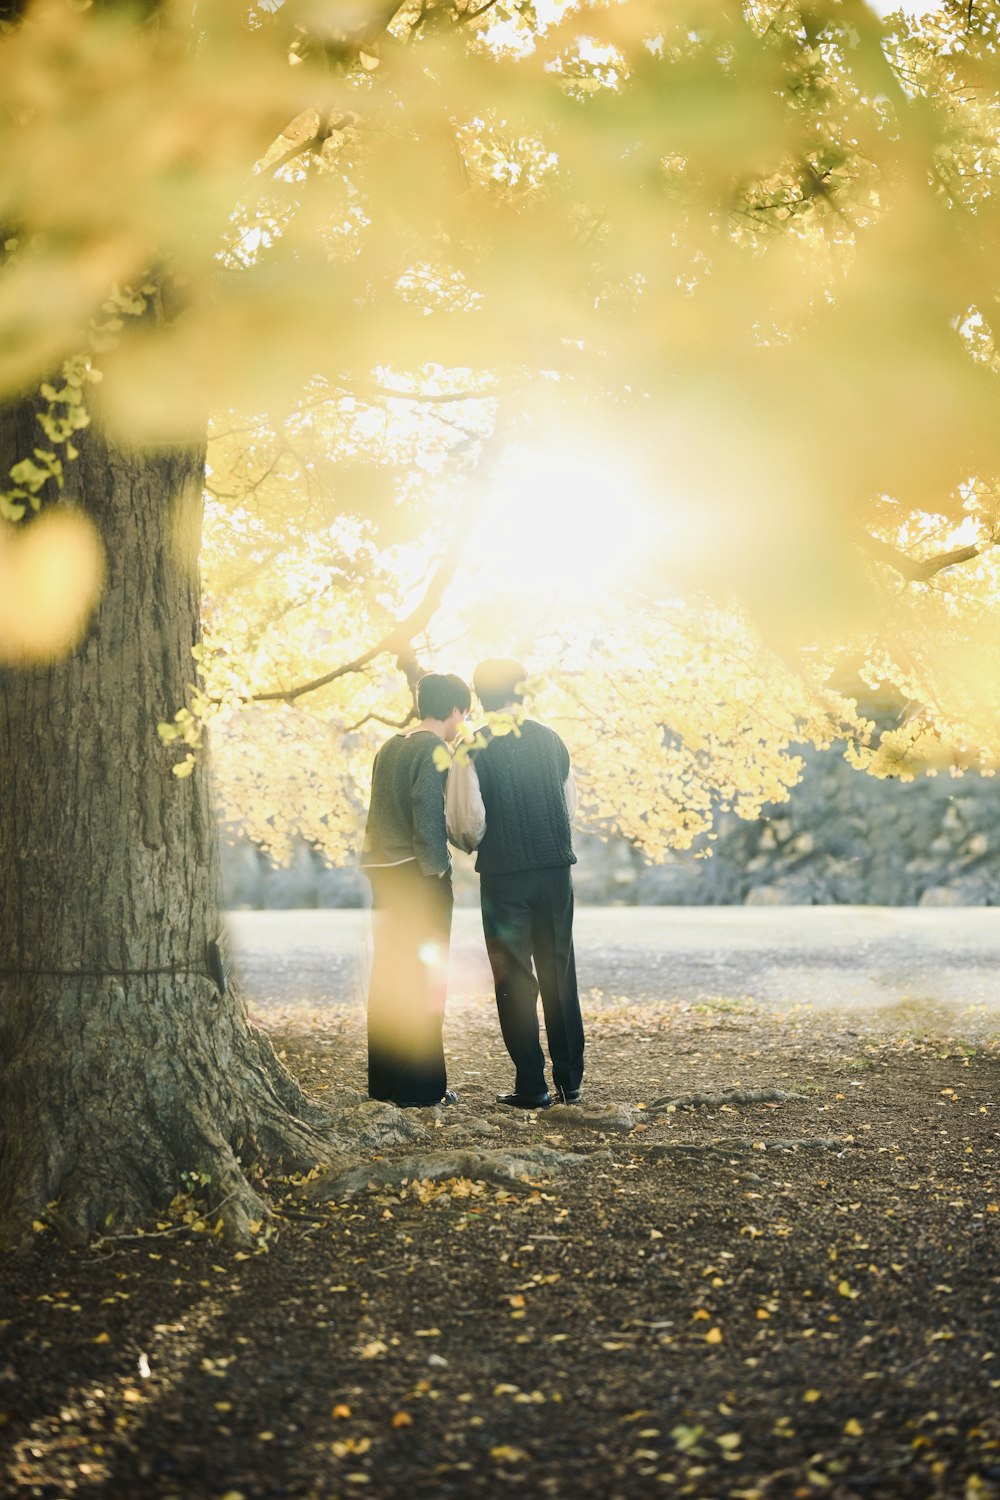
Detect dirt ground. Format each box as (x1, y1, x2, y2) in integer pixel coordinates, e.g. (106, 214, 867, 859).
(3, 974, 999, 1500)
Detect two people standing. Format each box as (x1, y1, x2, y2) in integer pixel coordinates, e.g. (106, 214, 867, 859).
(359, 660, 585, 1110)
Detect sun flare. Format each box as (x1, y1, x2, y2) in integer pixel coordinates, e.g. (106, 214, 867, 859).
(468, 442, 650, 607)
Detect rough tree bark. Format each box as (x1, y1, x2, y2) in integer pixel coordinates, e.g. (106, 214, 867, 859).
(0, 407, 330, 1249)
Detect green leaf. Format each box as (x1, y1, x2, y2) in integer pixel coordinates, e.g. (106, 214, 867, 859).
(9, 458, 51, 492)
(0, 494, 26, 521)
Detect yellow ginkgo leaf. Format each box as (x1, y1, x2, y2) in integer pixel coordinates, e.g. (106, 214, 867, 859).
(490, 1445, 528, 1464)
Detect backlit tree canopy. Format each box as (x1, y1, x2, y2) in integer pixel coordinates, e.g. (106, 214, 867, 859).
(4, 0, 1000, 859)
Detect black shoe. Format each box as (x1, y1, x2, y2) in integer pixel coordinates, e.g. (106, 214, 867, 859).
(496, 1090, 551, 1110)
(555, 1087, 581, 1105)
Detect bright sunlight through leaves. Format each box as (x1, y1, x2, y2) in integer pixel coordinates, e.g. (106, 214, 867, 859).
(467, 442, 654, 606)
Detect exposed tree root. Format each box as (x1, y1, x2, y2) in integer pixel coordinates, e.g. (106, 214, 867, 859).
(306, 1145, 602, 1200)
(649, 1087, 807, 1110)
(643, 1136, 854, 1160)
(543, 1103, 637, 1133)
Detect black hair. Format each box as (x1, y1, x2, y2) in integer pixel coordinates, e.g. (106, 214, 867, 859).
(416, 672, 472, 721)
(473, 658, 528, 713)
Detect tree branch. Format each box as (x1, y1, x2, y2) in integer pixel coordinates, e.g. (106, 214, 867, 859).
(332, 377, 508, 405)
(245, 420, 506, 707)
(250, 526, 464, 704)
(252, 0, 411, 168)
(343, 708, 416, 733)
(455, 0, 502, 26)
(866, 535, 990, 583)
(265, 115, 355, 177)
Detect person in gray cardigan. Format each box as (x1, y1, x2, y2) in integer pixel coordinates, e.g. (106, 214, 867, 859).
(360, 672, 471, 1106)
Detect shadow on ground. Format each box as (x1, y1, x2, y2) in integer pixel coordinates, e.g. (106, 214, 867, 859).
(4, 965, 1000, 1499)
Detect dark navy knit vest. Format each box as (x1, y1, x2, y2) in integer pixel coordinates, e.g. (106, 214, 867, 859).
(472, 719, 576, 875)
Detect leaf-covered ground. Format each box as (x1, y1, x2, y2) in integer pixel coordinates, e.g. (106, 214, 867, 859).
(3, 984, 1000, 1500)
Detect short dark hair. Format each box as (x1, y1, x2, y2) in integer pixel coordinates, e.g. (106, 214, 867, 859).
(416, 672, 471, 720)
(473, 658, 528, 713)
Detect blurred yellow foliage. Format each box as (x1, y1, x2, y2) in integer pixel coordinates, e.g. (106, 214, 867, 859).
(2, 0, 1000, 848)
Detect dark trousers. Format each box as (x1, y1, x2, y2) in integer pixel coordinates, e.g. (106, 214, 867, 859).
(365, 863, 453, 1106)
(480, 865, 584, 1096)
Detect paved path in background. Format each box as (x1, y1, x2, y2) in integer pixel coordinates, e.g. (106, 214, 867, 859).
(227, 906, 1000, 1013)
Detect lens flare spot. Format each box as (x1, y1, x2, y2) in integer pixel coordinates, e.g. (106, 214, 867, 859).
(0, 508, 104, 664)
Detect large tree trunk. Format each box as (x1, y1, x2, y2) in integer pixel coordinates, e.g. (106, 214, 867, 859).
(0, 408, 328, 1248)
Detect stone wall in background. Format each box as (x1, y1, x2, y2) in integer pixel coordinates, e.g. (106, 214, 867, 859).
(630, 746, 999, 907)
(219, 744, 1000, 908)
(221, 838, 368, 910)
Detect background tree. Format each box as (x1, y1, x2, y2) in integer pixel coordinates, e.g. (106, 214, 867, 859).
(3, 0, 1000, 1246)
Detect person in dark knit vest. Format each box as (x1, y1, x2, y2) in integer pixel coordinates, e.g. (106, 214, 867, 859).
(446, 658, 585, 1109)
(360, 672, 471, 1107)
